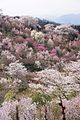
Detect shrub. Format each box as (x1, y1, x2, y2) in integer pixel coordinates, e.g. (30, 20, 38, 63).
(18, 81, 28, 92)
(4, 90, 15, 101)
(65, 90, 78, 100)
(24, 63, 42, 72)
(32, 92, 52, 106)
(47, 39, 54, 49)
(32, 92, 52, 120)
(68, 32, 78, 41)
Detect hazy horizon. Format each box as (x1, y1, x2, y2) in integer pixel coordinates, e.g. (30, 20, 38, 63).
(0, 0, 80, 17)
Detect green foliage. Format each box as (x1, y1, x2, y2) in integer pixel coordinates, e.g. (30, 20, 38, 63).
(52, 89, 61, 99)
(56, 48, 63, 57)
(3, 31, 15, 37)
(18, 81, 28, 92)
(0, 84, 3, 91)
(24, 63, 42, 72)
(66, 90, 78, 100)
(51, 101, 61, 120)
(4, 90, 15, 101)
(68, 32, 78, 41)
(32, 92, 52, 106)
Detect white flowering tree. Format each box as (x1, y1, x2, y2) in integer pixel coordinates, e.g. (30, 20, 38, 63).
(6, 60, 27, 79)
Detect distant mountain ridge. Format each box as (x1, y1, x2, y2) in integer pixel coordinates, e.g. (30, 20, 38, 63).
(45, 14, 80, 25)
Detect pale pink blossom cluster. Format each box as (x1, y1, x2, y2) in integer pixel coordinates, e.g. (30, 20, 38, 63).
(63, 97, 80, 120)
(0, 98, 36, 120)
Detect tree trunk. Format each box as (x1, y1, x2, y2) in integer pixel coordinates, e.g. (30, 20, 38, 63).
(16, 105, 19, 120)
(44, 105, 48, 120)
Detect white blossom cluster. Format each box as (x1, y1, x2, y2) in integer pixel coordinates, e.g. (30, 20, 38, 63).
(31, 30, 44, 43)
(2, 37, 11, 43)
(0, 77, 8, 84)
(64, 60, 80, 73)
(35, 60, 41, 68)
(36, 69, 62, 84)
(1, 50, 16, 62)
(33, 60, 80, 92)
(31, 30, 37, 38)
(6, 60, 27, 77)
(44, 24, 55, 31)
(54, 24, 78, 35)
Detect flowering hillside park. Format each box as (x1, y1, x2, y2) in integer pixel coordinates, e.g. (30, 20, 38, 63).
(0, 14, 80, 120)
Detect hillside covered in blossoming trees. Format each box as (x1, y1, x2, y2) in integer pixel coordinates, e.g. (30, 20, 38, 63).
(0, 14, 80, 120)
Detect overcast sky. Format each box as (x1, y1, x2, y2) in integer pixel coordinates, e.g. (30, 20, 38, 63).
(0, 0, 80, 17)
